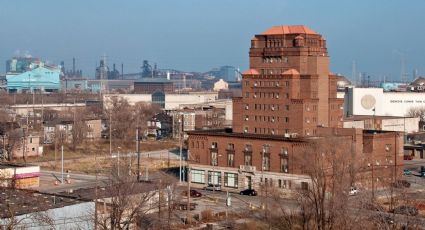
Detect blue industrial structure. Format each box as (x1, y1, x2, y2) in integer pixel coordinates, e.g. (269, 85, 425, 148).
(6, 66, 60, 92)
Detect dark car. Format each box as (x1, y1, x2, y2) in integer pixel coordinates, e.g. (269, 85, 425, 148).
(239, 189, 257, 196)
(181, 189, 202, 198)
(392, 205, 418, 216)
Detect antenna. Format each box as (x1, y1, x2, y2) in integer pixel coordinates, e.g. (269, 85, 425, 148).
(351, 60, 356, 85)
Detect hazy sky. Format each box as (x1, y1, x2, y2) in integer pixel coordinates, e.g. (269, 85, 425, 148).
(1, 0, 424, 81)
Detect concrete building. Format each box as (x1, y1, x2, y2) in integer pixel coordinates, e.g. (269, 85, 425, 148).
(188, 25, 403, 192)
(103, 92, 218, 111)
(344, 115, 420, 133)
(344, 87, 425, 117)
(10, 103, 86, 116)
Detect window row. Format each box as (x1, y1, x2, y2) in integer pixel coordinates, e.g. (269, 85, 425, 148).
(210, 147, 289, 173)
(262, 56, 288, 63)
(191, 170, 239, 188)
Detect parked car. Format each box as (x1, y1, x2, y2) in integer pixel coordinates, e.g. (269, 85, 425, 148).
(239, 189, 257, 196)
(391, 180, 411, 188)
(349, 186, 358, 196)
(181, 189, 202, 198)
(392, 205, 418, 216)
(403, 155, 413, 160)
(403, 169, 412, 175)
(203, 184, 221, 191)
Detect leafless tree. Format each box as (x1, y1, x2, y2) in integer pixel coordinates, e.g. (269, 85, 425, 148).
(92, 161, 177, 230)
(70, 108, 88, 151)
(1, 204, 55, 230)
(105, 97, 160, 145)
(3, 129, 22, 162)
(292, 136, 361, 230)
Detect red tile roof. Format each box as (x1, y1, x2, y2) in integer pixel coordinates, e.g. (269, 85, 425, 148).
(242, 69, 260, 75)
(261, 25, 318, 35)
(282, 68, 300, 75)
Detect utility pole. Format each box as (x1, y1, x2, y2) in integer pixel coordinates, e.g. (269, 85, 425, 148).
(94, 147, 98, 230)
(61, 145, 64, 184)
(187, 167, 191, 225)
(109, 112, 112, 157)
(137, 127, 141, 182)
(179, 114, 184, 183)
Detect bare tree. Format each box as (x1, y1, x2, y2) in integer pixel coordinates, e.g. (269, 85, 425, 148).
(70, 108, 88, 151)
(293, 136, 360, 230)
(93, 162, 177, 230)
(105, 97, 160, 144)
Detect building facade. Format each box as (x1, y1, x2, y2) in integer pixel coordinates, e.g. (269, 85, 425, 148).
(133, 78, 174, 94)
(188, 25, 403, 193)
(344, 87, 425, 117)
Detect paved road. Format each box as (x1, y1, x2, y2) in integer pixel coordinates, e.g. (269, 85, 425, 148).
(36, 170, 109, 194)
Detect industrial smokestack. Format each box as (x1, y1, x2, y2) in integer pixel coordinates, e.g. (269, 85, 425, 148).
(121, 63, 124, 79)
(167, 71, 170, 80)
(72, 57, 76, 74)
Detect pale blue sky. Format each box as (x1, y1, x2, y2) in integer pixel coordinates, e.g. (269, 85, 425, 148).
(0, 0, 424, 81)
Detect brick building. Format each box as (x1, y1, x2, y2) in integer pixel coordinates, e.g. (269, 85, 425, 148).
(187, 25, 403, 192)
(133, 78, 174, 94)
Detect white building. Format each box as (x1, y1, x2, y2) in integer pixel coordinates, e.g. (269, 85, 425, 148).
(104, 92, 218, 110)
(344, 87, 425, 117)
(213, 79, 229, 91)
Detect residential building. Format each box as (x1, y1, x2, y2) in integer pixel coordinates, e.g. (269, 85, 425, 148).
(146, 113, 172, 139)
(188, 25, 403, 192)
(43, 119, 102, 144)
(0, 129, 42, 159)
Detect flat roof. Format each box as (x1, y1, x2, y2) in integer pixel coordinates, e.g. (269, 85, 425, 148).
(0, 188, 81, 218)
(344, 115, 414, 121)
(188, 129, 308, 142)
(0, 162, 38, 169)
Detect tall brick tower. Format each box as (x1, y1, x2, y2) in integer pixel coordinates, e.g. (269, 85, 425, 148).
(233, 25, 343, 136)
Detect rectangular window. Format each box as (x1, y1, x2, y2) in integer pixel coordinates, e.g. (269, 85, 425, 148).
(245, 92, 249, 98)
(224, 173, 238, 188)
(191, 169, 205, 184)
(263, 153, 270, 171)
(227, 152, 235, 167)
(301, 182, 309, 190)
(211, 151, 218, 166)
(285, 117, 289, 123)
(285, 105, 290, 111)
(244, 144, 252, 166)
(208, 171, 221, 185)
(281, 157, 288, 173)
